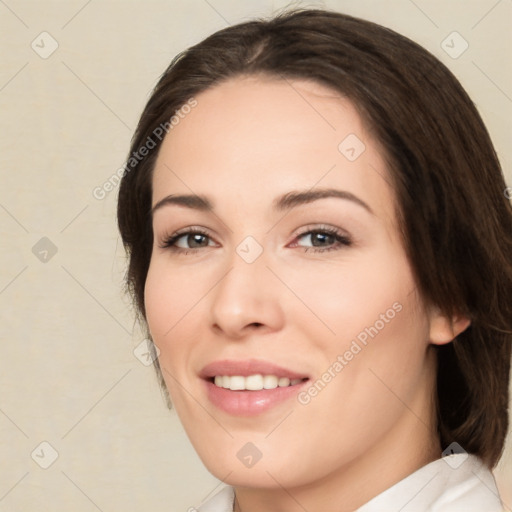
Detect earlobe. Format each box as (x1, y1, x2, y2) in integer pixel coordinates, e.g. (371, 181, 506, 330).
(428, 306, 471, 345)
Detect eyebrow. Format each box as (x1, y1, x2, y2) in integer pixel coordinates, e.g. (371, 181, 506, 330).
(151, 188, 374, 216)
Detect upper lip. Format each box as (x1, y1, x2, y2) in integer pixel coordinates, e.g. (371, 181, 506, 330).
(200, 359, 310, 380)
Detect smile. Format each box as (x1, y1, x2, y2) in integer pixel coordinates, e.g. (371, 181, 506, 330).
(200, 359, 311, 416)
(213, 374, 306, 390)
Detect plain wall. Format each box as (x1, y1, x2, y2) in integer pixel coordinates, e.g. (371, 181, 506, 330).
(0, 0, 510, 510)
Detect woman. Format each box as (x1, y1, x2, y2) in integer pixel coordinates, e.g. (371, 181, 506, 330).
(117, 8, 512, 511)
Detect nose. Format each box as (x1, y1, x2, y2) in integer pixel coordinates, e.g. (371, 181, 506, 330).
(209, 246, 285, 339)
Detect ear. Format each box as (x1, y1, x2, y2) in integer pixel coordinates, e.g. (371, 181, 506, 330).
(428, 306, 471, 345)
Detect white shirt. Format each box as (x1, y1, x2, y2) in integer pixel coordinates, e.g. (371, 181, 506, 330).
(196, 454, 504, 511)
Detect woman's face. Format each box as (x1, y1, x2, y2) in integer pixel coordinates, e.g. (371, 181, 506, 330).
(145, 75, 448, 490)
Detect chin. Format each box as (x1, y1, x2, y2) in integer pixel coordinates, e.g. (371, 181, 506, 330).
(195, 441, 319, 490)
(209, 463, 296, 489)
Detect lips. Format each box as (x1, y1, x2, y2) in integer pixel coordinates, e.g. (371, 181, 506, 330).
(200, 359, 310, 380)
(199, 359, 311, 416)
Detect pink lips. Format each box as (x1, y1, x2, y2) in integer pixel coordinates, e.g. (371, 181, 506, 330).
(200, 359, 310, 416)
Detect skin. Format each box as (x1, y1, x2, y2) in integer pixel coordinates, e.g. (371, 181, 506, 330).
(144, 75, 470, 512)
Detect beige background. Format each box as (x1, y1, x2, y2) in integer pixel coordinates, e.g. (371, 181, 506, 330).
(0, 0, 510, 510)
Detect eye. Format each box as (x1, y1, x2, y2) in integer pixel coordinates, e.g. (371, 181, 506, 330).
(291, 225, 352, 253)
(158, 225, 352, 255)
(158, 227, 215, 253)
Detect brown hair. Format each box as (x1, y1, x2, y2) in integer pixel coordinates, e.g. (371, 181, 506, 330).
(117, 7, 512, 468)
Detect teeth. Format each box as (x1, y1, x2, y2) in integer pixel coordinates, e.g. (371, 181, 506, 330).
(212, 374, 306, 390)
(229, 376, 245, 390)
(263, 375, 278, 389)
(246, 374, 263, 390)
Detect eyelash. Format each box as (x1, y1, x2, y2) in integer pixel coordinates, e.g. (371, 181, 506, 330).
(158, 225, 352, 255)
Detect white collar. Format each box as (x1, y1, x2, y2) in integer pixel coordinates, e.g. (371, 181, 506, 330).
(196, 454, 503, 511)
(356, 454, 503, 511)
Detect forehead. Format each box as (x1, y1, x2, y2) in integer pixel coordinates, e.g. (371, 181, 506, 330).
(152, 75, 396, 228)
(156, 75, 362, 168)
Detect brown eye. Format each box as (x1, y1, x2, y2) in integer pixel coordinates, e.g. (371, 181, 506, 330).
(293, 226, 352, 253)
(159, 228, 214, 251)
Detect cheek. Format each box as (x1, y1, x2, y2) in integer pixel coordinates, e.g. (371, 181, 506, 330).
(144, 263, 169, 340)
(281, 292, 429, 477)
(283, 246, 416, 347)
(317, 285, 429, 434)
(143, 260, 192, 389)
(144, 258, 215, 388)
(144, 259, 203, 340)
(144, 262, 190, 405)
(293, 245, 429, 413)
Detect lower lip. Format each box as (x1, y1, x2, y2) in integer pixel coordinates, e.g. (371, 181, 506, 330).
(203, 379, 309, 416)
